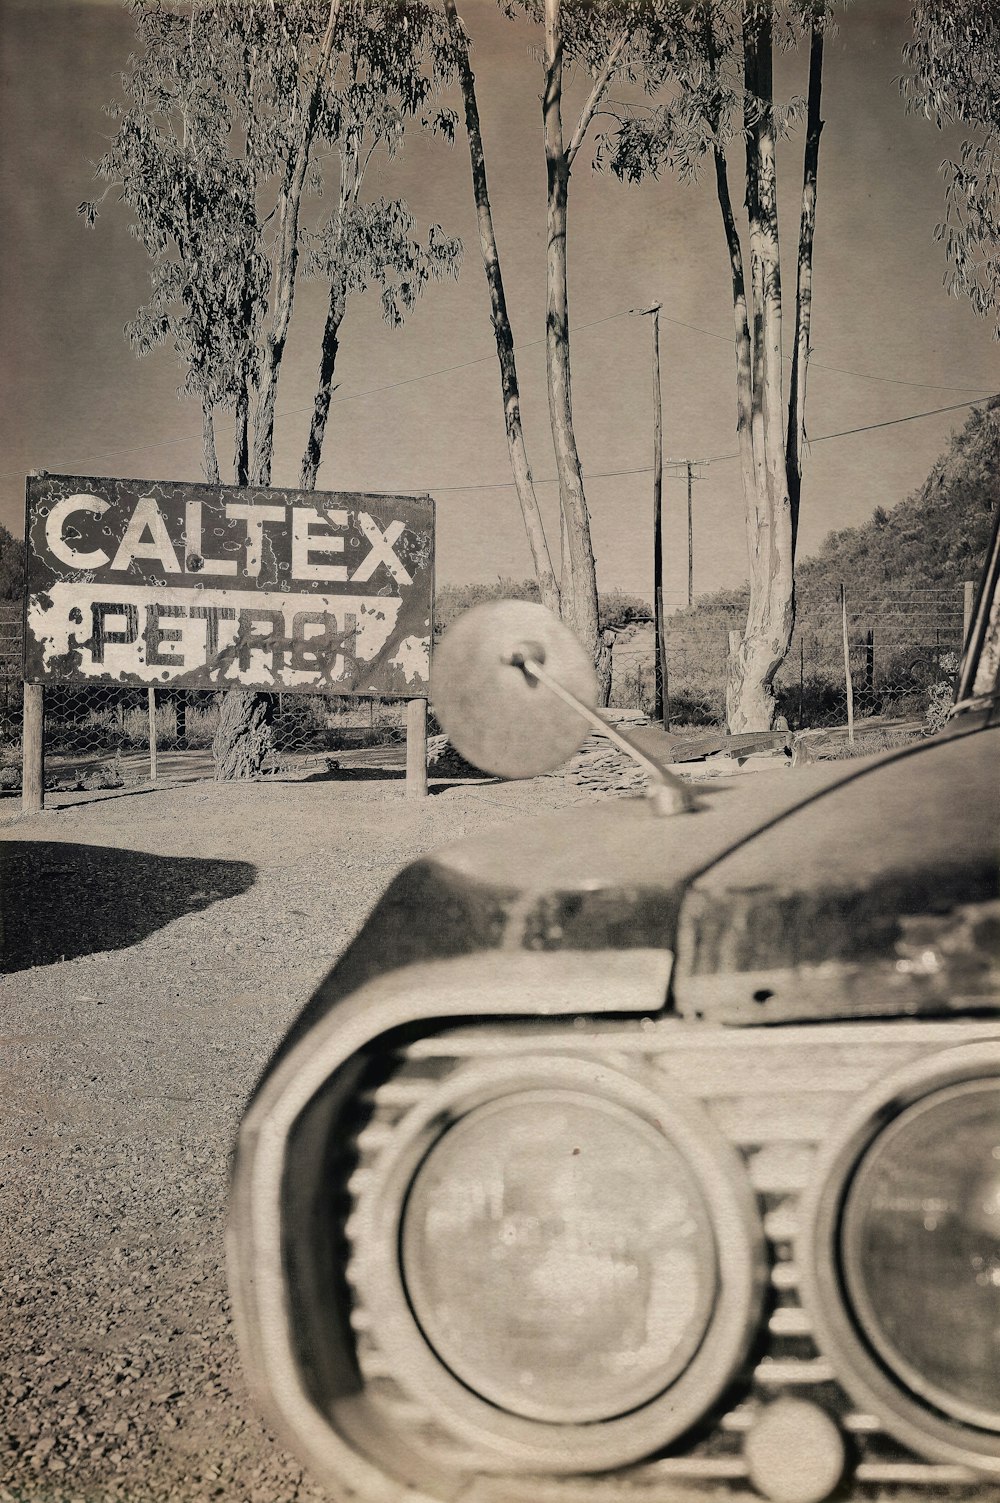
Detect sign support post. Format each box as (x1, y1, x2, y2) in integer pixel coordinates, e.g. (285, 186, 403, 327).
(406, 696, 428, 798)
(22, 682, 44, 813)
(148, 688, 158, 783)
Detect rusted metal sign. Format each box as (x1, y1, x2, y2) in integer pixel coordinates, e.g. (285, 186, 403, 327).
(23, 474, 434, 695)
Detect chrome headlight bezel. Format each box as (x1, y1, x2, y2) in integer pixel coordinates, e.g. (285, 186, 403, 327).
(349, 1052, 766, 1473)
(800, 1040, 1000, 1477)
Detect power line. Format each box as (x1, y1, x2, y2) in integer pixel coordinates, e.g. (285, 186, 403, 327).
(705, 397, 995, 464)
(384, 396, 994, 491)
(318, 307, 633, 414)
(656, 309, 994, 394)
(287, 316, 995, 423)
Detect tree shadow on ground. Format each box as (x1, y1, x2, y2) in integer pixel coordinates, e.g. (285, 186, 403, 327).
(0, 842, 256, 973)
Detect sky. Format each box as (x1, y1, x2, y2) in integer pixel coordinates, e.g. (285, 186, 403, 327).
(1, 0, 997, 610)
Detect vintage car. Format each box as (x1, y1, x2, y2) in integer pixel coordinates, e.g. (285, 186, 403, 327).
(228, 515, 1000, 1503)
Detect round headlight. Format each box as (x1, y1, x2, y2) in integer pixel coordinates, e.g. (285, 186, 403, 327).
(351, 1054, 765, 1472)
(802, 1041, 1000, 1478)
(842, 1078, 1000, 1432)
(401, 1089, 717, 1424)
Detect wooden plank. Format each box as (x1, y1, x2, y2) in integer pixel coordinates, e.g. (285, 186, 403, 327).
(147, 687, 157, 783)
(21, 681, 44, 814)
(406, 696, 428, 799)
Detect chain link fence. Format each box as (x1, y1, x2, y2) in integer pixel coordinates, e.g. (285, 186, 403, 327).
(0, 604, 23, 791)
(0, 582, 972, 795)
(610, 583, 970, 730)
(0, 671, 408, 795)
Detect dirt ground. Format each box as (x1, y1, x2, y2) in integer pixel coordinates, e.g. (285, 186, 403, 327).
(0, 765, 583, 1503)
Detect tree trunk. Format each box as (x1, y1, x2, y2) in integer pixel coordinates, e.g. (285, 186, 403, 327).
(217, 374, 266, 773)
(214, 2, 341, 780)
(447, 0, 559, 615)
(212, 689, 273, 780)
(786, 17, 824, 559)
(543, 0, 598, 659)
(713, 142, 756, 556)
(202, 403, 220, 484)
(249, 0, 342, 487)
(726, 1, 795, 732)
(595, 628, 615, 708)
(234, 381, 249, 487)
(300, 269, 347, 490)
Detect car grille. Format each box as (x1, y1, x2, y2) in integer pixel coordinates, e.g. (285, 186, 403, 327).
(342, 1015, 1000, 1499)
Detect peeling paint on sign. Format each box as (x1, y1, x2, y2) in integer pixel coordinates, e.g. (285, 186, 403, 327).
(23, 475, 434, 696)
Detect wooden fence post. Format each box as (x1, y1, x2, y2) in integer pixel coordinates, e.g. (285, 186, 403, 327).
(840, 583, 854, 744)
(148, 687, 157, 783)
(798, 638, 805, 730)
(406, 696, 428, 799)
(865, 628, 875, 695)
(963, 580, 975, 650)
(22, 682, 44, 814)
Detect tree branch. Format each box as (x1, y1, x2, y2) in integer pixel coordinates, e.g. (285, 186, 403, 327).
(251, 0, 342, 485)
(445, 0, 559, 611)
(566, 28, 630, 170)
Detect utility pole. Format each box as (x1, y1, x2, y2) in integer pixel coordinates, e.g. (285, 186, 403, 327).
(665, 457, 706, 605)
(686, 460, 694, 607)
(630, 303, 664, 724)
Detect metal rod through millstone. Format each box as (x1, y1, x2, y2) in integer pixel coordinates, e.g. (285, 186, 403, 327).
(508, 650, 694, 815)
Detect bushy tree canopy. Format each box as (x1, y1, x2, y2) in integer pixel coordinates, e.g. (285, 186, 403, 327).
(901, 0, 1000, 337)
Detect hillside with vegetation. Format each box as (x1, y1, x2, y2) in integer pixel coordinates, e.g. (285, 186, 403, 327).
(659, 397, 1000, 725)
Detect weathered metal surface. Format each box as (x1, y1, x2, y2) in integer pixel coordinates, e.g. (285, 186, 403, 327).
(23, 473, 433, 695)
(673, 728, 1000, 1023)
(268, 726, 1000, 1059)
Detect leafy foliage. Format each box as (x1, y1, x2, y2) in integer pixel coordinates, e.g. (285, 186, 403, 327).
(0, 522, 26, 603)
(81, 2, 267, 422)
(304, 198, 460, 330)
(82, 0, 462, 486)
(591, 2, 830, 185)
(900, 0, 1000, 337)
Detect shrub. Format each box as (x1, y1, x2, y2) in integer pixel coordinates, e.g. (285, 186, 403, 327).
(923, 652, 959, 735)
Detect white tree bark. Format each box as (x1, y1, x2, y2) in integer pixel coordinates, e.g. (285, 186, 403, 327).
(543, 0, 600, 657)
(448, 0, 560, 614)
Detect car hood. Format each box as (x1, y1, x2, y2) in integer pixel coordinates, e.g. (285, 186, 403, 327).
(287, 724, 996, 1042)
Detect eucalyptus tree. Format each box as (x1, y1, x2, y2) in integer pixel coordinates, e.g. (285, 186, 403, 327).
(80, 0, 267, 484)
(444, 0, 561, 615)
(446, 0, 640, 661)
(901, 0, 1000, 340)
(597, 0, 836, 730)
(537, 0, 636, 660)
(298, 3, 462, 489)
(83, 0, 461, 775)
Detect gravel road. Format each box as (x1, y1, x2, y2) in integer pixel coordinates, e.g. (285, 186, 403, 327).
(0, 767, 581, 1503)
